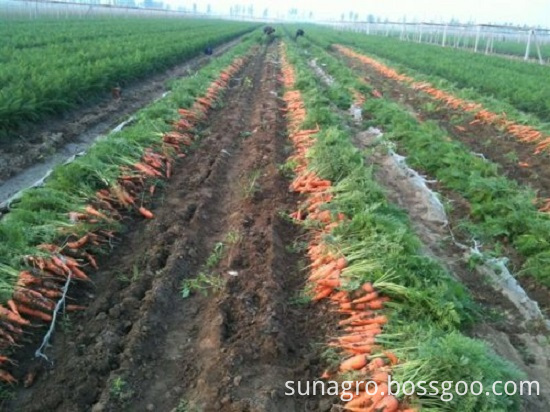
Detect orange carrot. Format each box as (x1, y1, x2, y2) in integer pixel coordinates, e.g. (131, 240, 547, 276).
(369, 383, 389, 407)
(16, 304, 52, 322)
(83, 252, 98, 270)
(7, 300, 20, 316)
(0, 305, 30, 326)
(367, 357, 386, 371)
(340, 354, 368, 371)
(348, 318, 386, 327)
(384, 351, 398, 365)
(68, 265, 91, 282)
(339, 312, 375, 324)
(317, 278, 340, 288)
(372, 395, 399, 412)
(342, 344, 374, 355)
(309, 262, 337, 281)
(66, 234, 89, 249)
(335, 257, 347, 270)
(0, 369, 17, 385)
(320, 369, 331, 379)
(344, 325, 382, 335)
(351, 292, 379, 305)
(330, 290, 349, 302)
(0, 356, 14, 365)
(312, 287, 333, 301)
(361, 282, 375, 294)
(44, 261, 66, 277)
(37, 244, 59, 253)
(344, 392, 370, 409)
(14, 290, 55, 312)
(66, 305, 86, 312)
(365, 299, 386, 310)
(134, 162, 162, 177)
(139, 207, 154, 219)
(51, 256, 71, 275)
(85, 206, 110, 221)
(370, 370, 390, 383)
(336, 335, 376, 345)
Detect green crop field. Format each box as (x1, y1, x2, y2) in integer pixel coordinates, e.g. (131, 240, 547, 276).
(309, 27, 550, 122)
(0, 17, 256, 140)
(0, 19, 547, 412)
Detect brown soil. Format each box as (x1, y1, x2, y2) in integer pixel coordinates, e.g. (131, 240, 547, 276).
(2, 42, 332, 412)
(0, 37, 242, 184)
(335, 48, 550, 317)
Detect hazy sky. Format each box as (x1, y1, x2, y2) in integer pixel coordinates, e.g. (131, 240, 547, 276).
(170, 0, 550, 27)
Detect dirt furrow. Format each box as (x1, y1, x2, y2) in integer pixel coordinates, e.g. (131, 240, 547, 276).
(187, 50, 326, 411)
(3, 42, 327, 412)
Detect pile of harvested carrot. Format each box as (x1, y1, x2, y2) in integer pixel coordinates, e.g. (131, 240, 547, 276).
(281, 44, 414, 412)
(335, 45, 550, 156)
(0, 56, 247, 384)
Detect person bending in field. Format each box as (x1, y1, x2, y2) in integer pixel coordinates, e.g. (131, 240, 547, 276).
(204, 45, 213, 56)
(295, 29, 305, 40)
(264, 26, 275, 36)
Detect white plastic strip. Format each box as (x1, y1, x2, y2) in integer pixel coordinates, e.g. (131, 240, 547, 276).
(34, 257, 73, 363)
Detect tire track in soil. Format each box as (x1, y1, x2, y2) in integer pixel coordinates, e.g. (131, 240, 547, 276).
(4, 42, 329, 412)
(334, 49, 550, 315)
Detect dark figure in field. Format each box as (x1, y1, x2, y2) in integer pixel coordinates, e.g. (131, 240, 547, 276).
(264, 26, 275, 36)
(204, 46, 213, 55)
(295, 29, 305, 40)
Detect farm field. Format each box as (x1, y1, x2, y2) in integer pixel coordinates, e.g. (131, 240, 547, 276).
(0, 20, 548, 412)
(373, 32, 550, 61)
(0, 18, 256, 141)
(0, 18, 255, 195)
(313, 28, 550, 123)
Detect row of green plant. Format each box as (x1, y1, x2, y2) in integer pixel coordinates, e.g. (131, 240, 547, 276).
(294, 27, 550, 288)
(283, 37, 523, 411)
(378, 31, 550, 60)
(0, 18, 223, 50)
(0, 18, 257, 140)
(303, 26, 550, 124)
(0, 32, 261, 302)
